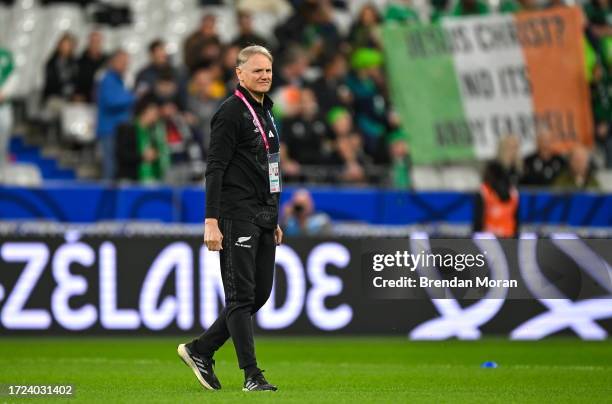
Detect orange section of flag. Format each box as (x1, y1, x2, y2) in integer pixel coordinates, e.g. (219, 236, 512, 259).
(517, 7, 593, 152)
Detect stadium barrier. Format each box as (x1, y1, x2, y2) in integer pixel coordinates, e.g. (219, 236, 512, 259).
(0, 184, 610, 227)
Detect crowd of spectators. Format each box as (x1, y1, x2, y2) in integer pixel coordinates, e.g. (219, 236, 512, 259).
(2, 0, 609, 189)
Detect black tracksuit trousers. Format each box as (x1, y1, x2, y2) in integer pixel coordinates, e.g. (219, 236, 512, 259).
(193, 218, 276, 369)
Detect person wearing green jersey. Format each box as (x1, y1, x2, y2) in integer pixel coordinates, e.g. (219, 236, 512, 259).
(452, 0, 490, 16)
(0, 46, 17, 176)
(115, 95, 169, 183)
(498, 0, 538, 13)
(584, 0, 612, 67)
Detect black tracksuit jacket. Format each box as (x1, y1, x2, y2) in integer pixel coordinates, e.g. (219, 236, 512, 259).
(205, 84, 280, 229)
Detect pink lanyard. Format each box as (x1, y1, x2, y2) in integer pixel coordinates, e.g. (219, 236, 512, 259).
(234, 89, 270, 153)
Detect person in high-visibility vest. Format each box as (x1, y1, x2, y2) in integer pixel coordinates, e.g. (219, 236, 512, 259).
(473, 136, 521, 238)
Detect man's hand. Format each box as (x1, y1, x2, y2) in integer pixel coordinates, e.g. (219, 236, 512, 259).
(274, 225, 283, 246)
(204, 218, 223, 251)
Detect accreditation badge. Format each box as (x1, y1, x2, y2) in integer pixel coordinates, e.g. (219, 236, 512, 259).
(267, 152, 281, 193)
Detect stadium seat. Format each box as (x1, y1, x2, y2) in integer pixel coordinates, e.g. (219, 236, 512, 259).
(165, 10, 201, 42)
(61, 103, 96, 144)
(0, 163, 43, 187)
(251, 11, 281, 40)
(596, 170, 612, 192)
(44, 5, 86, 33)
(440, 166, 481, 191)
(411, 166, 443, 190)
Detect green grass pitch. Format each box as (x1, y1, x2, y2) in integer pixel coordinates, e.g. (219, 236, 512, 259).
(0, 337, 610, 403)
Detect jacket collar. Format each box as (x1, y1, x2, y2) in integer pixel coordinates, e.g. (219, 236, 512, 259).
(108, 68, 124, 81)
(236, 84, 273, 109)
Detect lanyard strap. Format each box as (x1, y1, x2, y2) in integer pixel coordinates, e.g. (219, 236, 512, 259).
(234, 89, 271, 152)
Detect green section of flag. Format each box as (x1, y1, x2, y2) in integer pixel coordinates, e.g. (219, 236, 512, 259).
(382, 23, 474, 164)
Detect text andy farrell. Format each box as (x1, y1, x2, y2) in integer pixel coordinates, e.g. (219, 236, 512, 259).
(373, 277, 518, 288)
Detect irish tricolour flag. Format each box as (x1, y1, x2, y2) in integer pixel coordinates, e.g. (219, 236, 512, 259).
(383, 7, 593, 165)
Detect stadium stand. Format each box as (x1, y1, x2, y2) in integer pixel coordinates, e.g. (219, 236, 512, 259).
(0, 0, 609, 235)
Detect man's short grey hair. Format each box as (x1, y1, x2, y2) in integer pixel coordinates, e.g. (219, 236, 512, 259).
(237, 45, 273, 67)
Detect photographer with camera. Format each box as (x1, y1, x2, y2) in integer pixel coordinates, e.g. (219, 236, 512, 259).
(281, 188, 331, 236)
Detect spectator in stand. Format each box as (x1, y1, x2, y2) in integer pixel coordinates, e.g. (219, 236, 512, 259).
(346, 48, 391, 162)
(186, 65, 223, 152)
(499, 0, 538, 13)
(277, 87, 302, 180)
(115, 95, 168, 183)
(274, 0, 316, 54)
(591, 62, 612, 167)
(301, 0, 343, 65)
(159, 98, 204, 184)
(149, 67, 186, 112)
(473, 160, 520, 238)
(499, 0, 539, 13)
(584, 0, 612, 33)
(74, 30, 107, 102)
(583, 0, 612, 67)
(430, 0, 451, 23)
(384, 0, 420, 24)
(43, 32, 79, 117)
(348, 4, 382, 51)
(184, 14, 221, 73)
(96, 49, 135, 180)
(135, 39, 178, 99)
(271, 45, 309, 91)
(281, 188, 331, 235)
(309, 52, 352, 116)
(554, 146, 600, 190)
(280, 87, 331, 181)
(452, 0, 490, 16)
(520, 130, 566, 186)
(388, 128, 411, 189)
(496, 134, 523, 185)
(0, 46, 17, 177)
(473, 135, 522, 237)
(201, 39, 225, 69)
(221, 44, 241, 91)
(232, 10, 268, 49)
(327, 106, 368, 183)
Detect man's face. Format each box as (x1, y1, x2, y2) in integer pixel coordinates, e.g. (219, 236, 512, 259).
(90, 32, 103, 52)
(236, 53, 272, 94)
(330, 56, 347, 77)
(152, 46, 167, 66)
(112, 52, 129, 74)
(200, 15, 216, 36)
(142, 105, 159, 126)
(300, 88, 318, 117)
(193, 69, 213, 93)
(239, 13, 252, 32)
(155, 80, 177, 99)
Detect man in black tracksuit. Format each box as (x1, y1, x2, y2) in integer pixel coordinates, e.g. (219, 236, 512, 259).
(177, 46, 282, 392)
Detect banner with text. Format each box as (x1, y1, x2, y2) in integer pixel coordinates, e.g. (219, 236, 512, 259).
(383, 7, 593, 164)
(1, 234, 611, 339)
